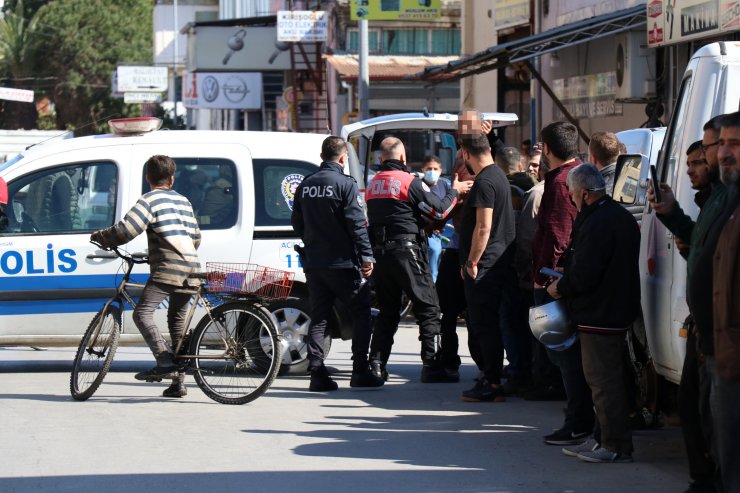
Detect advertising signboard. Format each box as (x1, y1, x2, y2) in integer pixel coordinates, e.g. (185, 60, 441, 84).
(116, 66, 168, 93)
(182, 72, 263, 110)
(188, 26, 291, 71)
(648, 0, 740, 47)
(277, 10, 328, 42)
(495, 0, 530, 29)
(350, 0, 441, 21)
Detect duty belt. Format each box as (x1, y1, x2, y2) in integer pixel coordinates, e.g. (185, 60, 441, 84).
(373, 239, 419, 253)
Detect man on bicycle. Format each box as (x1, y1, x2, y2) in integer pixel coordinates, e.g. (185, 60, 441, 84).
(90, 154, 201, 398)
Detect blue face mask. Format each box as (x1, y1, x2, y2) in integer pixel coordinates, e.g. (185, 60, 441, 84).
(424, 170, 440, 184)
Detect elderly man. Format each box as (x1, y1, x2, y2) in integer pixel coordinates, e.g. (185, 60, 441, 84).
(547, 163, 641, 463)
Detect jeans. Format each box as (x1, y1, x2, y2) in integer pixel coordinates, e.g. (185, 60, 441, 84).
(132, 280, 192, 366)
(707, 356, 740, 492)
(427, 234, 442, 282)
(305, 268, 373, 369)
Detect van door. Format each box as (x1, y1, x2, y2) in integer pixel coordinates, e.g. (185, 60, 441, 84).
(0, 145, 133, 344)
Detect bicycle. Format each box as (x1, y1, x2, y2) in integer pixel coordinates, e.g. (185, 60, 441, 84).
(69, 244, 292, 405)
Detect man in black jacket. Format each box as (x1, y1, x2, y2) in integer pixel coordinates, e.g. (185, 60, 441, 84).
(291, 136, 383, 391)
(547, 163, 640, 463)
(366, 136, 471, 382)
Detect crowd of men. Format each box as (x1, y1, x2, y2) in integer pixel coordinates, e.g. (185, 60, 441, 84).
(290, 110, 740, 490)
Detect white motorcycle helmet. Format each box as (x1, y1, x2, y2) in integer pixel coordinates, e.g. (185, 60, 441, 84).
(529, 299, 576, 351)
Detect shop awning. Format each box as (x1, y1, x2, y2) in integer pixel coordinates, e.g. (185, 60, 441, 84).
(325, 54, 459, 81)
(415, 5, 646, 81)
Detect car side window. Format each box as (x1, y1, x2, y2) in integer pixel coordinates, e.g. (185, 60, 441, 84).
(141, 158, 238, 230)
(253, 159, 318, 227)
(662, 74, 693, 185)
(2, 162, 117, 235)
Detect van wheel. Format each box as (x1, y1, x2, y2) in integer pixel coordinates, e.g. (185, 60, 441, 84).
(269, 298, 331, 375)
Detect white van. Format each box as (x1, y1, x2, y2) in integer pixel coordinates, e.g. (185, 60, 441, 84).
(0, 124, 330, 372)
(614, 41, 740, 385)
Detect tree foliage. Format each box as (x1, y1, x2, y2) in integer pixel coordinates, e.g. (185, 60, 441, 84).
(0, 0, 42, 129)
(35, 0, 153, 134)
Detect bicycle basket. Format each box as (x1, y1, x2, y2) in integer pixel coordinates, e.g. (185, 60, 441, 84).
(205, 263, 294, 300)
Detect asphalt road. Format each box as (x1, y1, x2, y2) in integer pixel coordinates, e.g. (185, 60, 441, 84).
(0, 325, 688, 493)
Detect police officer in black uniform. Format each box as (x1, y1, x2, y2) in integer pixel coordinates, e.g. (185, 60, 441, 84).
(366, 136, 472, 382)
(291, 136, 383, 391)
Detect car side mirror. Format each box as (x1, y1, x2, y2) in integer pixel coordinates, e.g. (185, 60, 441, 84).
(613, 153, 646, 205)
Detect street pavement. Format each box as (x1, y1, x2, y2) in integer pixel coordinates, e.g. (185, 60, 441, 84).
(1, 324, 687, 493)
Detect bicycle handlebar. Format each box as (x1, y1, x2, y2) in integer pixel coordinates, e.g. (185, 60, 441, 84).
(88, 241, 149, 264)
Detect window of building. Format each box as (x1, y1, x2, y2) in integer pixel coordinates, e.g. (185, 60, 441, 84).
(2, 162, 118, 235)
(347, 28, 460, 55)
(141, 158, 238, 230)
(253, 158, 318, 227)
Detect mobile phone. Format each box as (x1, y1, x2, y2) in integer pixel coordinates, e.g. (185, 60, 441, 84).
(650, 164, 662, 203)
(539, 267, 563, 279)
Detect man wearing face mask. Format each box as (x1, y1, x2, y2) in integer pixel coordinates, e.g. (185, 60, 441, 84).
(421, 155, 450, 282)
(547, 163, 641, 463)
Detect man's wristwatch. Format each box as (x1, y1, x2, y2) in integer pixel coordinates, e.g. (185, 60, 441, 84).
(465, 260, 477, 268)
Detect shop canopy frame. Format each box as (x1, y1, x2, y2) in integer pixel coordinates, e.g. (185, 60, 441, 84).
(416, 5, 647, 82)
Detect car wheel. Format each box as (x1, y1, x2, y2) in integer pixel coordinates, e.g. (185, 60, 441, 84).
(268, 297, 331, 375)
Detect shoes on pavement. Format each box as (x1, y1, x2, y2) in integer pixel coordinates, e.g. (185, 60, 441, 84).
(421, 363, 458, 383)
(461, 378, 506, 402)
(442, 367, 460, 383)
(134, 365, 180, 382)
(630, 407, 664, 430)
(350, 367, 385, 388)
(370, 360, 389, 382)
(543, 426, 591, 445)
(162, 381, 187, 398)
(309, 365, 338, 392)
(502, 375, 532, 396)
(562, 437, 599, 457)
(577, 446, 633, 463)
(522, 384, 567, 401)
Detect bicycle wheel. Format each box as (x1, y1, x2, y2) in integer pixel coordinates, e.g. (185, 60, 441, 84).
(190, 301, 282, 405)
(70, 305, 122, 401)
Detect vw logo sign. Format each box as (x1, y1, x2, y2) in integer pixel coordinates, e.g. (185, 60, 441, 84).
(203, 76, 219, 102)
(223, 76, 249, 103)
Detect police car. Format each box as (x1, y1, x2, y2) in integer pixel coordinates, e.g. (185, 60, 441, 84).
(0, 118, 336, 373)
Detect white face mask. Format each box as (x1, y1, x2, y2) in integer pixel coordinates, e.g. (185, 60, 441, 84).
(424, 170, 440, 184)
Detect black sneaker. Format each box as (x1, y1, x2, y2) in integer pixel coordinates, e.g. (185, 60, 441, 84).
(461, 378, 506, 402)
(350, 368, 385, 388)
(443, 367, 460, 383)
(134, 365, 180, 382)
(370, 360, 389, 382)
(162, 381, 187, 398)
(309, 365, 338, 392)
(543, 426, 591, 445)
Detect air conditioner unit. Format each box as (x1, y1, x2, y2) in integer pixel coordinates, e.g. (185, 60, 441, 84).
(615, 31, 656, 100)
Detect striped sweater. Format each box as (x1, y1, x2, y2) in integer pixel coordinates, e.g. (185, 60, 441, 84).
(97, 189, 201, 286)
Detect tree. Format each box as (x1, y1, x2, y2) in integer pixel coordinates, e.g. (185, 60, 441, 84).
(35, 0, 153, 134)
(0, 0, 42, 129)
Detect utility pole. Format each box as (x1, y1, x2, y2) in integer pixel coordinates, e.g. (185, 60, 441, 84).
(173, 0, 179, 127)
(359, 19, 369, 120)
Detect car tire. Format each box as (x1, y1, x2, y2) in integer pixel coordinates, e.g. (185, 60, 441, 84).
(268, 297, 331, 375)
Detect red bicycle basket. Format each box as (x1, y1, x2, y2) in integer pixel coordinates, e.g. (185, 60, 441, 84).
(205, 263, 294, 300)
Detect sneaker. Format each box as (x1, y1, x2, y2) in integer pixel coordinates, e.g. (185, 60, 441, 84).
(461, 378, 506, 402)
(543, 427, 591, 445)
(350, 369, 385, 388)
(162, 381, 187, 398)
(577, 446, 633, 463)
(370, 360, 389, 382)
(443, 367, 460, 383)
(134, 365, 180, 382)
(421, 364, 454, 383)
(309, 365, 338, 392)
(562, 437, 599, 457)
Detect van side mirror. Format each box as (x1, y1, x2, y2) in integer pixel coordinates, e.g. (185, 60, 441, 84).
(613, 153, 646, 205)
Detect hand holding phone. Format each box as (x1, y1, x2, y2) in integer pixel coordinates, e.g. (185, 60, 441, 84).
(539, 267, 563, 279)
(650, 164, 662, 203)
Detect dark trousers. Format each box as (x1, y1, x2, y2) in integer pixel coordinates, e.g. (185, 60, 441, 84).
(500, 284, 533, 379)
(371, 245, 440, 364)
(436, 248, 482, 369)
(132, 280, 192, 366)
(580, 331, 633, 455)
(707, 355, 740, 493)
(679, 328, 716, 488)
(305, 268, 372, 369)
(463, 265, 509, 384)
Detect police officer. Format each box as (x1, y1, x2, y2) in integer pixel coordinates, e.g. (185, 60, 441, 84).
(366, 136, 472, 382)
(291, 136, 383, 391)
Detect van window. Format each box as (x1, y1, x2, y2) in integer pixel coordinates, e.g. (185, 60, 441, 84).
(662, 74, 693, 183)
(141, 158, 238, 230)
(253, 158, 318, 227)
(2, 162, 117, 235)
